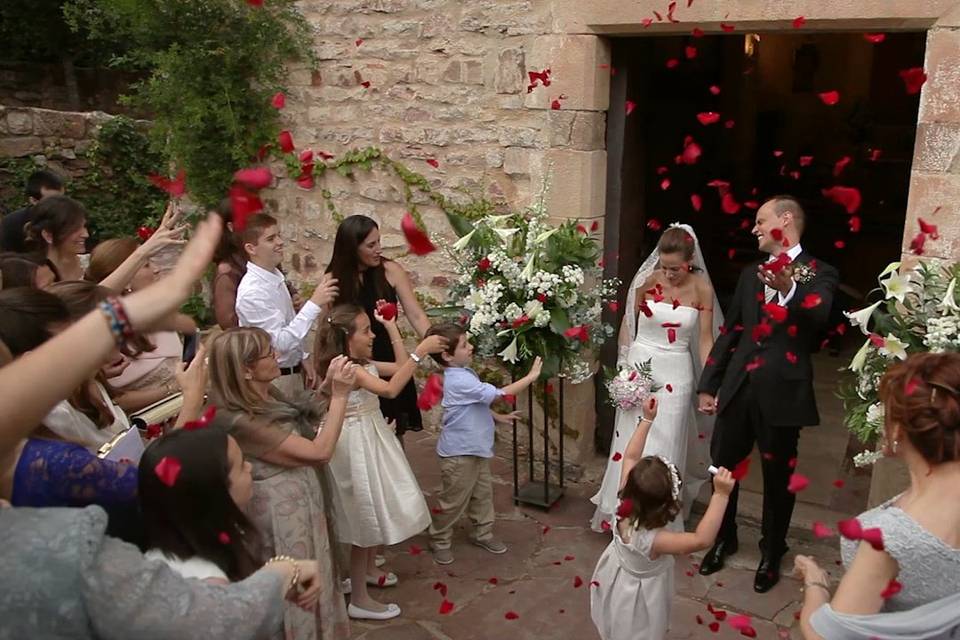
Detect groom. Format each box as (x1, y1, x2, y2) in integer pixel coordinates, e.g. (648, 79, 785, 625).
(696, 195, 838, 592)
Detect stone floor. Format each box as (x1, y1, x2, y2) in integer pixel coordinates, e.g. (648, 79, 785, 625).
(350, 351, 867, 639)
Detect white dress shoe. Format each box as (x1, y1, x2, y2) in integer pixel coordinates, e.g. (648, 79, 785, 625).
(375, 554, 386, 567)
(348, 602, 401, 620)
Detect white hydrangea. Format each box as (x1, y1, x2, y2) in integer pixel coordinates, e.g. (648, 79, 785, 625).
(561, 264, 585, 287)
(527, 270, 562, 296)
(865, 402, 885, 428)
(503, 303, 523, 322)
(924, 315, 959, 353)
(533, 310, 551, 327)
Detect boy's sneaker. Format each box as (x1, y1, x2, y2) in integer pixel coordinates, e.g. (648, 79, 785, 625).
(472, 539, 508, 554)
(433, 548, 454, 565)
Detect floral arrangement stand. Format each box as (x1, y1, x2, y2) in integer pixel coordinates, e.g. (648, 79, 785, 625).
(512, 378, 565, 509)
(435, 194, 619, 509)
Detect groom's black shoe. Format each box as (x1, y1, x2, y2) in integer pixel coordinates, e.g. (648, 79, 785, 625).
(753, 550, 786, 593)
(698, 538, 738, 576)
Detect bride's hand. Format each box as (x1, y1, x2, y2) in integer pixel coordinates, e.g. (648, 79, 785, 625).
(697, 392, 717, 415)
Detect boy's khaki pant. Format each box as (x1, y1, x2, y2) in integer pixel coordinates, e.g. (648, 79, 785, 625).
(429, 455, 495, 550)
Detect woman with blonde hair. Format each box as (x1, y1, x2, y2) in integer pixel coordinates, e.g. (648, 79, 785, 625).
(207, 326, 354, 640)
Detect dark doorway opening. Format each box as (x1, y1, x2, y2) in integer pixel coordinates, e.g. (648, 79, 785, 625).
(598, 31, 926, 454)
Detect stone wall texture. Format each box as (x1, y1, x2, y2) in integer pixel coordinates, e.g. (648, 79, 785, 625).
(262, 0, 960, 468)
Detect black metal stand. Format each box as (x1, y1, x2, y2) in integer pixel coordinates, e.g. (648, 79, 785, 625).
(513, 377, 565, 509)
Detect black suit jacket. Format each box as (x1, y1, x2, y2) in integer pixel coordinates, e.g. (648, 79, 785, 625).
(697, 251, 839, 428)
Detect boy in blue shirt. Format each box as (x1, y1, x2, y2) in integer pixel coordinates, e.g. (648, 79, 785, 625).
(425, 322, 542, 565)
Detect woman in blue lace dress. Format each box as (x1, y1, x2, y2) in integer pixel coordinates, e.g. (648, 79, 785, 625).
(795, 352, 960, 639)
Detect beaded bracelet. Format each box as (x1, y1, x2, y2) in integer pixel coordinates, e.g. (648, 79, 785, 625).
(98, 297, 135, 346)
(266, 554, 300, 595)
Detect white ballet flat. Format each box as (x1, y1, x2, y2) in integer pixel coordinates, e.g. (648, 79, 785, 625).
(366, 572, 398, 587)
(375, 554, 386, 567)
(348, 602, 401, 620)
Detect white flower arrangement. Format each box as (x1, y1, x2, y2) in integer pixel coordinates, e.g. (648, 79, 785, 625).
(840, 259, 960, 464)
(440, 196, 619, 382)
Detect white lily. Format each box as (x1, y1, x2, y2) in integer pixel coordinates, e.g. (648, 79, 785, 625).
(881, 271, 912, 303)
(493, 227, 519, 241)
(879, 334, 908, 360)
(499, 337, 519, 363)
(484, 213, 514, 227)
(849, 338, 872, 372)
(843, 300, 882, 336)
(878, 261, 901, 280)
(535, 228, 559, 244)
(520, 254, 536, 281)
(451, 228, 476, 251)
(938, 278, 959, 313)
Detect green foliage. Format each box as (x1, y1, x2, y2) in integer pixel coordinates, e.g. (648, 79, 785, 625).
(0, 118, 165, 241)
(0, 0, 118, 65)
(71, 116, 167, 241)
(65, 0, 315, 207)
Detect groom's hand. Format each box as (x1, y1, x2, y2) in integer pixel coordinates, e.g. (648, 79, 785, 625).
(757, 264, 794, 296)
(697, 392, 718, 415)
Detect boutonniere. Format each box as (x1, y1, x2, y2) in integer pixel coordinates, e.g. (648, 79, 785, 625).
(792, 262, 816, 285)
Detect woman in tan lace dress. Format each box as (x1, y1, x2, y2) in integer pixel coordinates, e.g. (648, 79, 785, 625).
(208, 327, 353, 640)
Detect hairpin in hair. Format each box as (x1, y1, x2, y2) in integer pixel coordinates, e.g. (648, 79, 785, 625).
(929, 381, 959, 404)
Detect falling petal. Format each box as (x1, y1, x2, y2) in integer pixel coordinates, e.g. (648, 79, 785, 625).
(880, 579, 902, 599)
(154, 456, 182, 487)
(233, 167, 273, 190)
(864, 33, 886, 43)
(697, 112, 721, 125)
(792, 16, 806, 28)
(439, 599, 455, 614)
(270, 92, 285, 109)
(731, 457, 751, 480)
(685, 45, 698, 59)
(709, 84, 721, 95)
(899, 67, 927, 94)
(401, 211, 436, 255)
(626, 100, 637, 116)
(721, 193, 741, 214)
(690, 194, 702, 211)
(818, 90, 840, 105)
(801, 293, 823, 309)
(812, 522, 834, 538)
(505, 611, 519, 620)
(720, 22, 735, 32)
(278, 130, 295, 153)
(787, 473, 810, 493)
(822, 185, 862, 214)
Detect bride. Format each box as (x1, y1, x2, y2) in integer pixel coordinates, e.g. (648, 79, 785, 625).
(590, 223, 723, 532)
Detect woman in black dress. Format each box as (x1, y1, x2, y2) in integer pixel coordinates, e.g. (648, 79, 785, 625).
(324, 215, 431, 441)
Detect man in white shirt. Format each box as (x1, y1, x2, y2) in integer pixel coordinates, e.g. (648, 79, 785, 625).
(236, 213, 338, 396)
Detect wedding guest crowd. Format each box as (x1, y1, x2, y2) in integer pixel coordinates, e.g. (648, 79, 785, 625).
(1, 164, 956, 640)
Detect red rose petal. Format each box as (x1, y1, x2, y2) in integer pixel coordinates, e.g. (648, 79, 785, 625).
(401, 211, 436, 255)
(801, 293, 823, 309)
(899, 67, 927, 95)
(909, 231, 927, 255)
(787, 473, 810, 493)
(611, 452, 623, 462)
(607, 301, 619, 312)
(785, 352, 798, 364)
(833, 155, 852, 177)
(409, 544, 423, 555)
(685, 45, 698, 59)
(745, 356, 764, 372)
(278, 130, 295, 153)
(868, 148, 883, 161)
(270, 92, 285, 109)
(590, 580, 601, 587)
(660, 178, 671, 191)
(505, 611, 519, 620)
(233, 167, 273, 190)
(792, 16, 806, 28)
(833, 479, 846, 488)
(542, 525, 551, 535)
(360, 80, 371, 88)
(489, 577, 498, 585)
(616, 497, 634, 520)
(601, 520, 612, 532)
(355, 38, 364, 46)
(849, 216, 862, 233)
(573, 576, 583, 588)
(762, 303, 789, 323)
(681, 140, 702, 165)
(218, 531, 231, 544)
(709, 621, 720, 632)
(425, 158, 440, 168)
(837, 518, 863, 540)
(729, 614, 753, 632)
(880, 579, 902, 599)
(417, 373, 444, 410)
(918, 217, 939, 239)
(147, 169, 187, 198)
(692, 27, 705, 37)
(709, 84, 721, 95)
(154, 456, 182, 487)
(905, 378, 921, 396)
(439, 599, 455, 614)
(818, 90, 840, 105)
(564, 555, 575, 561)
(666, 58, 680, 69)
(690, 193, 703, 211)
(720, 22, 735, 32)
(721, 193, 741, 214)
(861, 527, 885, 551)
(822, 185, 862, 214)
(812, 522, 834, 538)
(665, 383, 673, 393)
(799, 155, 814, 167)
(731, 457, 751, 481)
(625, 100, 637, 116)
(864, 33, 886, 43)
(526, 69, 552, 93)
(228, 185, 263, 232)
(431, 506, 444, 514)
(697, 111, 721, 125)
(137, 226, 156, 241)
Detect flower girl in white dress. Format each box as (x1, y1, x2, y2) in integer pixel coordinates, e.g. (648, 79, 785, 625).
(591, 397, 736, 640)
(315, 303, 447, 622)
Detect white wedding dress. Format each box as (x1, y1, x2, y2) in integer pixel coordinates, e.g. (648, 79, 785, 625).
(590, 301, 702, 532)
(590, 223, 721, 534)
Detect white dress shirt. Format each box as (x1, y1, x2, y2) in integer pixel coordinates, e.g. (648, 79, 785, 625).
(765, 243, 803, 305)
(235, 262, 320, 368)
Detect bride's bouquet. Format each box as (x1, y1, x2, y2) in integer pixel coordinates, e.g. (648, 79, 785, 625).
(605, 359, 659, 411)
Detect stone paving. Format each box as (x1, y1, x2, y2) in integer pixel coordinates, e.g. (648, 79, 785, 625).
(349, 422, 852, 640)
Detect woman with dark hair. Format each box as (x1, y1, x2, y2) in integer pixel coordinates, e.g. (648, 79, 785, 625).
(211, 199, 249, 330)
(23, 195, 89, 281)
(0, 252, 56, 289)
(795, 351, 960, 639)
(140, 427, 260, 582)
(324, 215, 431, 441)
